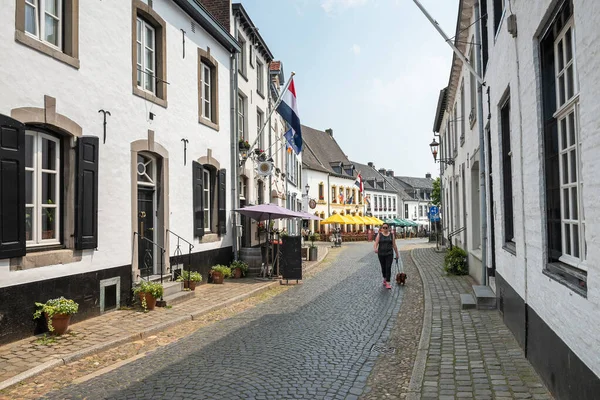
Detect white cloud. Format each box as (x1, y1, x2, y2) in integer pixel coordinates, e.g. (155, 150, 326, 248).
(351, 44, 361, 55)
(321, 0, 368, 13)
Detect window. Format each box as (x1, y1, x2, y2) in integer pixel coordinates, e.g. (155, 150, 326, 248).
(197, 49, 220, 130)
(16, 0, 79, 68)
(257, 109, 264, 150)
(404, 204, 408, 219)
(203, 169, 210, 230)
(257, 60, 264, 96)
(453, 107, 458, 154)
(331, 187, 337, 203)
(136, 18, 156, 94)
(500, 95, 514, 244)
(238, 95, 245, 140)
(132, 2, 167, 107)
(460, 81, 465, 145)
(540, 1, 585, 293)
(24, 0, 62, 48)
(481, 0, 489, 73)
(238, 33, 247, 77)
(469, 44, 477, 126)
(249, 42, 254, 67)
(493, 0, 504, 34)
(319, 183, 324, 200)
(201, 63, 211, 120)
(25, 130, 60, 245)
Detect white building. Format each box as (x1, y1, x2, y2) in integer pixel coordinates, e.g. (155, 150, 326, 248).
(434, 0, 600, 396)
(351, 161, 399, 221)
(0, 0, 240, 344)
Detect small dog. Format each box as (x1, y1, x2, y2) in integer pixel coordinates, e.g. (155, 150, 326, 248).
(396, 272, 407, 285)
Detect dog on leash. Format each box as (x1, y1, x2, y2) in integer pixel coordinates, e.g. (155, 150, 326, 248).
(395, 272, 407, 285)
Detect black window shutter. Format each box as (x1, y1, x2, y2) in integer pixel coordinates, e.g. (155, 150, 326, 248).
(0, 115, 26, 258)
(193, 161, 205, 238)
(218, 168, 227, 235)
(75, 136, 99, 250)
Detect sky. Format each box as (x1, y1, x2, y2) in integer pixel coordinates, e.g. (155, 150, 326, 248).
(241, 0, 459, 178)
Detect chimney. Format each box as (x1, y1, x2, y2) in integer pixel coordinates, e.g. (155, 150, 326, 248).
(325, 128, 333, 137)
(199, 0, 231, 32)
(378, 168, 387, 175)
(368, 162, 375, 168)
(426, 173, 432, 179)
(386, 170, 394, 177)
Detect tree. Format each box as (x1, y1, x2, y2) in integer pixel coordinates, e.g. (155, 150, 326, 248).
(431, 177, 441, 207)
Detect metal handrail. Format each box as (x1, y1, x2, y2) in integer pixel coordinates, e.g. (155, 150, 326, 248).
(133, 232, 167, 301)
(447, 226, 466, 249)
(166, 229, 194, 290)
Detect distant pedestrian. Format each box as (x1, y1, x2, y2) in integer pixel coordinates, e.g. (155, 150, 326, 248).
(374, 223, 399, 289)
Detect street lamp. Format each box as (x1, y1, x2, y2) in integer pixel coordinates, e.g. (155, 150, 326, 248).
(429, 138, 455, 165)
(305, 183, 310, 196)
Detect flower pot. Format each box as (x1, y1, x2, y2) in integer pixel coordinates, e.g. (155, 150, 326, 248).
(211, 271, 224, 284)
(138, 292, 157, 310)
(42, 230, 55, 240)
(45, 312, 71, 335)
(232, 267, 242, 279)
(183, 281, 197, 291)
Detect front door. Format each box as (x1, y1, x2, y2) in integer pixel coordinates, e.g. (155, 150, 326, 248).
(138, 188, 155, 277)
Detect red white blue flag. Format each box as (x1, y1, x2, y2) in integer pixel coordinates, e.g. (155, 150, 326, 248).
(278, 78, 302, 154)
(354, 173, 364, 193)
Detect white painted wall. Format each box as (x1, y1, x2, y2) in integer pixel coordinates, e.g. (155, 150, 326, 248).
(0, 0, 234, 286)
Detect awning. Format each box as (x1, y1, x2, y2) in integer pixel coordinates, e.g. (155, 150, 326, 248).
(320, 214, 351, 225)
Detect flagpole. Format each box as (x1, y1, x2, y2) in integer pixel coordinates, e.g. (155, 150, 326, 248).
(247, 72, 295, 155)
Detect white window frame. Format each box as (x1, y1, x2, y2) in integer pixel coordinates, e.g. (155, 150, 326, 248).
(553, 18, 584, 268)
(137, 17, 156, 95)
(257, 109, 264, 150)
(201, 62, 212, 121)
(238, 34, 247, 76)
(257, 60, 264, 95)
(25, 130, 61, 246)
(238, 95, 245, 140)
(25, 0, 63, 49)
(203, 169, 211, 231)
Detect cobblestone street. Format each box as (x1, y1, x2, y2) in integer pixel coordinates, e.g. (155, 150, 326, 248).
(41, 242, 411, 400)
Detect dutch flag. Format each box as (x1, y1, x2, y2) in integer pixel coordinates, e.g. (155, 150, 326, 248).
(278, 78, 302, 154)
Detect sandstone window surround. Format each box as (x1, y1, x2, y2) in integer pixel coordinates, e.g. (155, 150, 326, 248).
(15, 0, 80, 69)
(198, 48, 220, 131)
(131, 0, 167, 108)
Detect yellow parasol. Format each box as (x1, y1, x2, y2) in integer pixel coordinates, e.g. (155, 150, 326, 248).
(320, 213, 351, 225)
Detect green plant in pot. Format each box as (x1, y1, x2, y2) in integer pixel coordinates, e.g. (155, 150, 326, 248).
(133, 281, 164, 312)
(176, 270, 202, 290)
(308, 233, 319, 261)
(230, 260, 249, 279)
(444, 247, 468, 275)
(210, 265, 231, 284)
(33, 296, 79, 335)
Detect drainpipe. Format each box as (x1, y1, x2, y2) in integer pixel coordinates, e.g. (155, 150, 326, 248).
(230, 50, 239, 260)
(475, 1, 488, 285)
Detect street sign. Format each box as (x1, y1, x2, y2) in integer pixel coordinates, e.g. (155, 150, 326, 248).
(429, 206, 439, 216)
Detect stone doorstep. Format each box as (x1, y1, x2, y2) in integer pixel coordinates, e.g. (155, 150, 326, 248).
(472, 285, 497, 310)
(161, 289, 195, 307)
(460, 294, 476, 310)
(162, 281, 184, 297)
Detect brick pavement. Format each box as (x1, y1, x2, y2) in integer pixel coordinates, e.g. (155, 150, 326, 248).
(407, 247, 553, 400)
(0, 245, 329, 392)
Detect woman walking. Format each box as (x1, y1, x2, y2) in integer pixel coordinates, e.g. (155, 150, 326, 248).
(374, 224, 399, 289)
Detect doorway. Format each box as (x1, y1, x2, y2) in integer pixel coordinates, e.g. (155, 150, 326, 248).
(137, 153, 158, 277)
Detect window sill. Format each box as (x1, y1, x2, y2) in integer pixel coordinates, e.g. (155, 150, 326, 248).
(543, 262, 587, 298)
(10, 248, 82, 271)
(198, 116, 220, 132)
(15, 30, 80, 69)
(200, 233, 220, 243)
(132, 86, 167, 108)
(503, 241, 516, 255)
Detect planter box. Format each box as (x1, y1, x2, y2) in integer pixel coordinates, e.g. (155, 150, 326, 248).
(308, 247, 318, 261)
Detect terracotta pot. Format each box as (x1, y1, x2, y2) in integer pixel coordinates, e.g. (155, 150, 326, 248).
(211, 271, 224, 284)
(183, 281, 197, 291)
(138, 292, 157, 310)
(232, 267, 242, 279)
(45, 313, 71, 335)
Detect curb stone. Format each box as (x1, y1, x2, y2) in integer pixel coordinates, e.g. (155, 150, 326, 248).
(0, 246, 331, 392)
(406, 248, 433, 400)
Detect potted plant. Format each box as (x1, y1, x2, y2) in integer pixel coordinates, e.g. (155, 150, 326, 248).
(176, 270, 202, 290)
(230, 260, 249, 279)
(33, 296, 79, 335)
(238, 139, 250, 150)
(132, 281, 164, 311)
(308, 234, 319, 261)
(210, 265, 231, 284)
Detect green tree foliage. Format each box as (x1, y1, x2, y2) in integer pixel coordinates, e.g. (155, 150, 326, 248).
(431, 177, 441, 207)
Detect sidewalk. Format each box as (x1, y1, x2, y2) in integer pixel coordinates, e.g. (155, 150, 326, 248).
(407, 247, 553, 400)
(0, 245, 329, 392)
